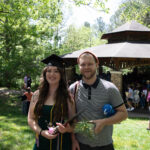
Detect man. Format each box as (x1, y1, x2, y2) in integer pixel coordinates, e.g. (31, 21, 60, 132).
(69, 51, 128, 150)
(22, 87, 33, 115)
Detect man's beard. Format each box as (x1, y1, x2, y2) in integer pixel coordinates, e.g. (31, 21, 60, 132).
(82, 70, 96, 80)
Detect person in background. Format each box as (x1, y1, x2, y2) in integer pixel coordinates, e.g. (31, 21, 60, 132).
(147, 88, 150, 111)
(147, 118, 150, 130)
(126, 85, 134, 111)
(28, 54, 79, 150)
(24, 75, 28, 89)
(27, 75, 32, 88)
(21, 87, 33, 115)
(69, 51, 128, 150)
(106, 71, 111, 81)
(133, 87, 140, 109)
(24, 87, 33, 113)
(140, 85, 147, 109)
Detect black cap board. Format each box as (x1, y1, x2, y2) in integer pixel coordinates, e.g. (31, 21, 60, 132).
(41, 54, 65, 68)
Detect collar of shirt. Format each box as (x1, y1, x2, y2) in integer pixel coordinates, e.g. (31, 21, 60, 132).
(82, 77, 99, 89)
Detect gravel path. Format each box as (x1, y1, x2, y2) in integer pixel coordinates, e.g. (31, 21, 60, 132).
(0, 88, 24, 96)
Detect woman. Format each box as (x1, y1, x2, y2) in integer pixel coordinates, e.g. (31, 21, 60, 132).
(28, 54, 79, 150)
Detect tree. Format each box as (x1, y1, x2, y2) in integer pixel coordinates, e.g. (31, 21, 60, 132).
(120, 0, 150, 26)
(61, 24, 106, 54)
(96, 17, 106, 32)
(0, 0, 63, 87)
(84, 21, 91, 28)
(92, 16, 106, 34)
(72, 0, 109, 12)
(108, 0, 150, 31)
(107, 8, 125, 31)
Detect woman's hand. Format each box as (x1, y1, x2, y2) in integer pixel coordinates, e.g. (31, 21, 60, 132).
(41, 130, 58, 139)
(56, 123, 73, 133)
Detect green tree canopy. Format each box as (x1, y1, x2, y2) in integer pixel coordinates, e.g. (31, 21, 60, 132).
(0, 0, 109, 88)
(0, 0, 63, 87)
(61, 24, 106, 54)
(108, 0, 150, 31)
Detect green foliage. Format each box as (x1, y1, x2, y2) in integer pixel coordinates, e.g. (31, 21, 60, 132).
(74, 121, 95, 139)
(108, 9, 125, 31)
(120, 0, 150, 26)
(73, 0, 109, 12)
(84, 21, 91, 28)
(95, 17, 106, 32)
(109, 0, 150, 30)
(61, 24, 106, 54)
(0, 0, 108, 89)
(0, 0, 63, 88)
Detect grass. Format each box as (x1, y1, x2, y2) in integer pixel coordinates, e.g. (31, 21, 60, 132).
(113, 118, 150, 150)
(0, 91, 150, 150)
(0, 94, 35, 150)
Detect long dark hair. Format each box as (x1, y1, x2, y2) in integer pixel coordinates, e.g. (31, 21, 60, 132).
(34, 66, 72, 122)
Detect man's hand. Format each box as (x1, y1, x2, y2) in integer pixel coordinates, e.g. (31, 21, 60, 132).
(91, 119, 105, 134)
(56, 123, 73, 133)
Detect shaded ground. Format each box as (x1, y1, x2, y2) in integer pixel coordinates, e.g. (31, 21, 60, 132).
(128, 108, 150, 119)
(0, 87, 150, 119)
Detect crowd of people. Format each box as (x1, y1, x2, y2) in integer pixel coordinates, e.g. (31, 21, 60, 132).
(122, 69, 150, 112)
(123, 80, 150, 130)
(125, 84, 150, 111)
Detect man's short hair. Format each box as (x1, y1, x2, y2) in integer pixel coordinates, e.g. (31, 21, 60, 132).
(77, 51, 99, 64)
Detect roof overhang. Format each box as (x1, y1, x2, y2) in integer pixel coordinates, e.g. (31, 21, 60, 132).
(62, 42, 150, 70)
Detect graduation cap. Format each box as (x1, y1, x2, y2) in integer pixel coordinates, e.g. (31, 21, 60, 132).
(41, 54, 65, 68)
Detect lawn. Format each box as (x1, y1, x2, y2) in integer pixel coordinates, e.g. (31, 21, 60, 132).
(113, 118, 150, 150)
(0, 91, 150, 150)
(0, 93, 35, 150)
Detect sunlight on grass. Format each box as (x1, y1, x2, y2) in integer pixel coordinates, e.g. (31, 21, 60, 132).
(0, 117, 35, 150)
(113, 118, 150, 150)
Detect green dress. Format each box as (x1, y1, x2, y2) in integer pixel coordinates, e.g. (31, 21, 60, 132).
(33, 105, 72, 150)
